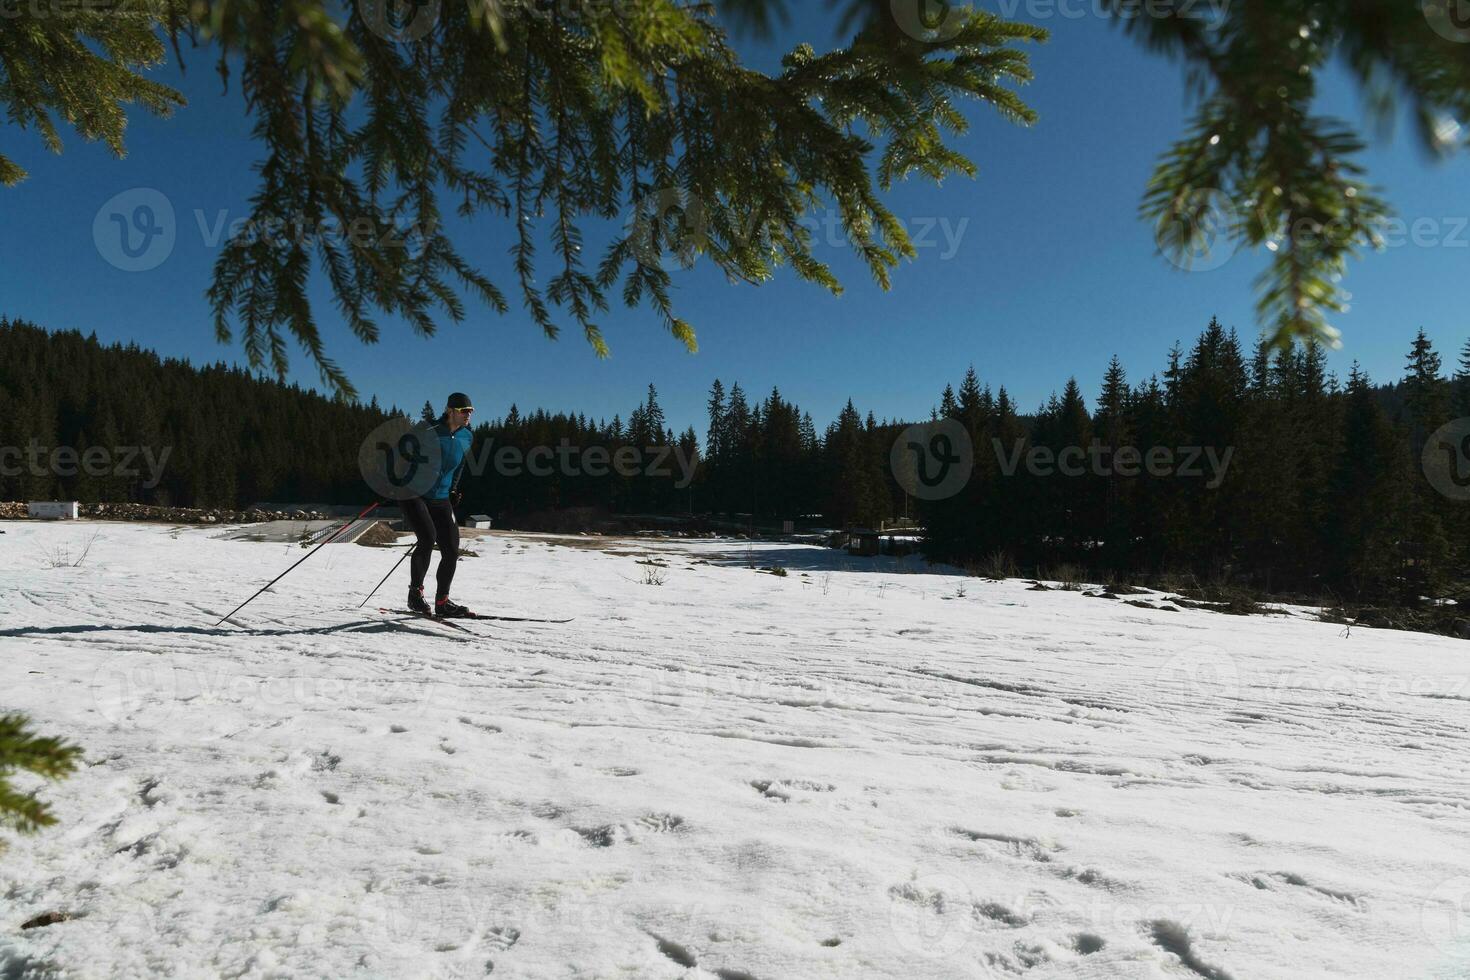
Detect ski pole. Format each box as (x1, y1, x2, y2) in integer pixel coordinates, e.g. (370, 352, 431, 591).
(215, 501, 381, 626)
(359, 543, 414, 609)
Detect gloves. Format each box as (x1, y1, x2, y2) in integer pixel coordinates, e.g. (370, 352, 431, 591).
(450, 490, 463, 507)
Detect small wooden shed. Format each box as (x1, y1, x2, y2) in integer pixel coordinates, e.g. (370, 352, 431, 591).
(845, 527, 881, 557)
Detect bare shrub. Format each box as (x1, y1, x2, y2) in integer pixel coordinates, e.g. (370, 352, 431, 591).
(40, 530, 100, 569)
(1046, 563, 1086, 591)
(977, 550, 1018, 580)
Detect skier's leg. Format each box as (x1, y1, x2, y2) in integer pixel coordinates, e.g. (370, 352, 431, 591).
(429, 499, 460, 601)
(402, 496, 438, 592)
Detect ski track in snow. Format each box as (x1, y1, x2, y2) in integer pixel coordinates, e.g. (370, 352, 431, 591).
(1, 522, 1469, 978)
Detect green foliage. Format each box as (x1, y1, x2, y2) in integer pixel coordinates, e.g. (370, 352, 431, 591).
(4, 1, 1467, 394)
(0, 1, 1045, 396)
(0, 713, 82, 849)
(1121, 0, 1470, 351)
(0, 0, 185, 186)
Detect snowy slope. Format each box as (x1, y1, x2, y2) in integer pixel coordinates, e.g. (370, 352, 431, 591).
(1, 521, 1468, 979)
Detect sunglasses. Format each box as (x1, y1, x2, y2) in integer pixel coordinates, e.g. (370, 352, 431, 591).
(451, 406, 474, 414)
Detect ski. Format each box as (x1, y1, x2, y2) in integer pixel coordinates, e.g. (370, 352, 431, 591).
(375, 608, 476, 634)
(373, 606, 570, 627)
(470, 614, 575, 624)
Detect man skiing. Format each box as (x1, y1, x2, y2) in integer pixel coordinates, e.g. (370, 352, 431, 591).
(403, 392, 477, 618)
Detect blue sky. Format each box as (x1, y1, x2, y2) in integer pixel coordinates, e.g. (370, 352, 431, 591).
(2, 4, 1466, 433)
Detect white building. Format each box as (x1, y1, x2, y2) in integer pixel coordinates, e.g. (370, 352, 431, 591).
(28, 501, 80, 520)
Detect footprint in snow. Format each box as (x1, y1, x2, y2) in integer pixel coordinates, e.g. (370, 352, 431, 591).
(1058, 866, 1129, 892)
(1236, 871, 1363, 907)
(1148, 920, 1236, 980)
(984, 943, 1050, 973)
(973, 902, 1028, 928)
(574, 825, 618, 848)
(749, 779, 836, 802)
(137, 777, 166, 808)
(950, 828, 1058, 863)
(635, 813, 686, 834)
(486, 925, 520, 951)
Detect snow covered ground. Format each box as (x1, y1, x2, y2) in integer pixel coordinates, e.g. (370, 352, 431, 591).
(2, 520, 1469, 979)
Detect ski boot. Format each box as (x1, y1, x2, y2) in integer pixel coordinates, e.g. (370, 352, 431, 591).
(435, 597, 477, 619)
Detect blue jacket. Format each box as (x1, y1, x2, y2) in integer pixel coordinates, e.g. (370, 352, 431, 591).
(425, 421, 473, 500)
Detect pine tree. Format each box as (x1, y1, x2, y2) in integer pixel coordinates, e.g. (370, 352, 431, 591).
(958, 367, 984, 439)
(1097, 357, 1129, 445)
(1096, 356, 1132, 570)
(0, 714, 82, 853)
(1403, 329, 1448, 449)
(1328, 365, 1402, 597)
(940, 385, 959, 419)
(1249, 337, 1274, 394)
(1455, 337, 1470, 418)
(990, 386, 1030, 563)
(1398, 331, 1453, 599)
(827, 401, 879, 527)
(1127, 376, 1172, 570)
(628, 406, 648, 448)
(643, 385, 667, 445)
(705, 380, 727, 466)
(724, 384, 752, 514)
(1163, 343, 1185, 409)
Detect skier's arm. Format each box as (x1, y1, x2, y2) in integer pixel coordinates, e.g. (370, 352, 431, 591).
(448, 437, 469, 506)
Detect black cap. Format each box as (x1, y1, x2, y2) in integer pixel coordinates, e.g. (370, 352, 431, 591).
(447, 392, 473, 410)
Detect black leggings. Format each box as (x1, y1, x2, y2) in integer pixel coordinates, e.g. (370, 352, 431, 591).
(402, 496, 460, 599)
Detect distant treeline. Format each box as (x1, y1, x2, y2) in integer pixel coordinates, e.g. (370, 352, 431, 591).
(920, 318, 1469, 601)
(2, 315, 1466, 599)
(0, 317, 388, 507)
(460, 381, 906, 527)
